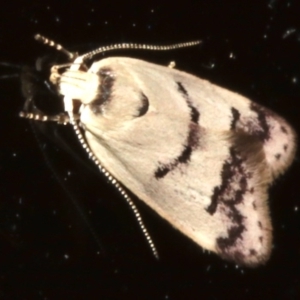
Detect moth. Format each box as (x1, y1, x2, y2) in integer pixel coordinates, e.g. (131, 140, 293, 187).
(20, 34, 297, 267)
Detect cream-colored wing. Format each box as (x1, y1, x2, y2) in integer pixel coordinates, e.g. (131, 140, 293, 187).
(59, 57, 296, 266)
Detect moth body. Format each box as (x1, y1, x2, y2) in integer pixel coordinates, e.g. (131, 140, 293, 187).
(20, 35, 297, 267)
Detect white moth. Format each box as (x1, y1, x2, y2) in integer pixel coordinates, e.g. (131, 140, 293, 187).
(20, 34, 297, 267)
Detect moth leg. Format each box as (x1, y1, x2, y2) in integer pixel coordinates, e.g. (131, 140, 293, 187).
(168, 61, 176, 68)
(0, 62, 21, 79)
(19, 110, 74, 125)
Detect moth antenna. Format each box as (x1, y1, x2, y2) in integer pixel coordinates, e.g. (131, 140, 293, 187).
(34, 34, 77, 60)
(81, 40, 201, 62)
(68, 110, 159, 259)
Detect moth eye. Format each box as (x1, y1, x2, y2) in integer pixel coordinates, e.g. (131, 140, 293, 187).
(136, 92, 149, 117)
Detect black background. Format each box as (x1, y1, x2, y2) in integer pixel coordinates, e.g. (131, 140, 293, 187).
(0, 1, 299, 299)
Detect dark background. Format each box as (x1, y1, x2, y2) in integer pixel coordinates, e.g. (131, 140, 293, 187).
(0, 0, 299, 299)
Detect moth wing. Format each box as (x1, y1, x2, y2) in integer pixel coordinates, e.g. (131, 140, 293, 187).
(60, 57, 296, 266)
(86, 127, 273, 267)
